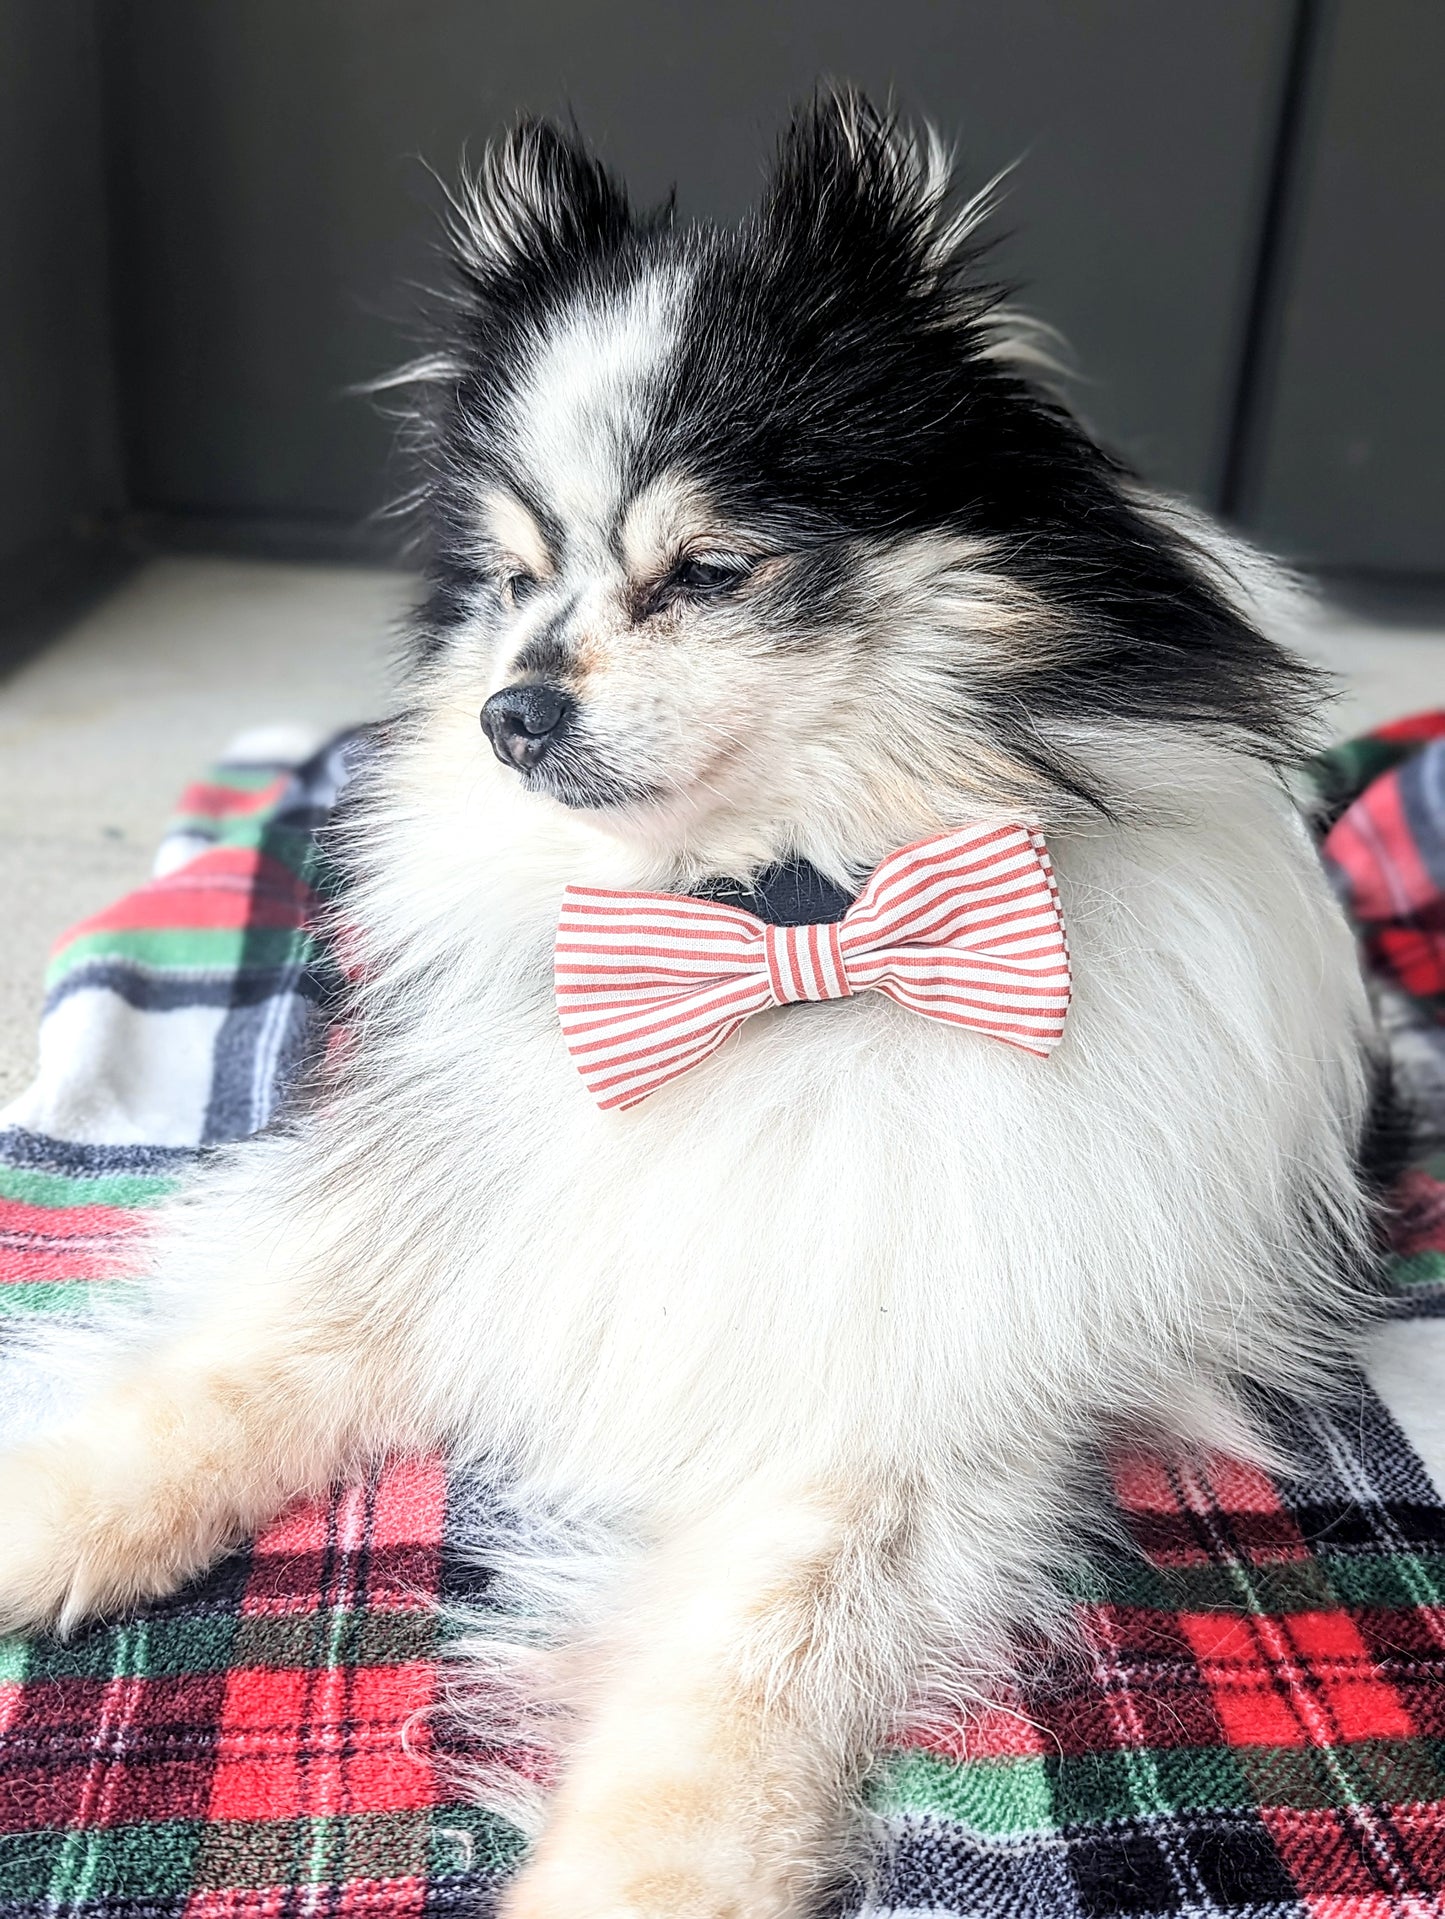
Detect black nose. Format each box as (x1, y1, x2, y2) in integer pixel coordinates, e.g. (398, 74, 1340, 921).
(480, 683, 573, 771)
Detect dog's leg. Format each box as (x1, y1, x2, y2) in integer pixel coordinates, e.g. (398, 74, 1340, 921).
(0, 1311, 410, 1634)
(499, 1478, 926, 1919)
(0, 1142, 426, 1634)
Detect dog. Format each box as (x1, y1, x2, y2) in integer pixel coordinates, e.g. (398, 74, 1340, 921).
(0, 92, 1379, 1918)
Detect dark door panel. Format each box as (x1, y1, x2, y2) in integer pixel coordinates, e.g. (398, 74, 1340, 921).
(1242, 0, 1445, 573)
(0, 1, 122, 598)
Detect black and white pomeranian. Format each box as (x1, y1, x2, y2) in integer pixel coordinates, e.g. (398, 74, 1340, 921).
(0, 92, 1377, 1918)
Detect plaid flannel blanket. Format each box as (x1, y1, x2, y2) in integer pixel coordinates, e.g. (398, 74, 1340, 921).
(2, 717, 1445, 1916)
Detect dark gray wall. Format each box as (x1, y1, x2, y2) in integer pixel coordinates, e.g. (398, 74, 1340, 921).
(0, 0, 123, 623)
(99, 0, 1294, 549)
(1244, 0, 1445, 574)
(1, 0, 1437, 616)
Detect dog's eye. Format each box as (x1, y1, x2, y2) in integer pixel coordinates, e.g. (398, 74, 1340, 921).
(501, 570, 540, 607)
(672, 555, 753, 598)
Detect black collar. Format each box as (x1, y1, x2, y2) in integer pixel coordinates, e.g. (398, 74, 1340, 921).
(690, 859, 855, 927)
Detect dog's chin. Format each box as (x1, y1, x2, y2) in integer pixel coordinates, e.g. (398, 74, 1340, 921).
(519, 738, 808, 873)
(522, 754, 667, 816)
(522, 752, 752, 867)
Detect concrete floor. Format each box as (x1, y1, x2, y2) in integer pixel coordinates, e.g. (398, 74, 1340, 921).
(0, 554, 1441, 1104)
(0, 558, 411, 1103)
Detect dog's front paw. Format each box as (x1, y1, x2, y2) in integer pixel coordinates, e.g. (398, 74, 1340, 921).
(0, 1442, 102, 1634)
(499, 1795, 799, 1919)
(503, 1859, 748, 1919)
(0, 1437, 204, 1636)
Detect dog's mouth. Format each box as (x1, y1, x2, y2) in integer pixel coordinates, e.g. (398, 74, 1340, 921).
(522, 750, 665, 813)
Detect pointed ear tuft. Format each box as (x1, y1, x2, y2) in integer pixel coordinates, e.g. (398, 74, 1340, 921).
(446, 119, 635, 288)
(763, 86, 1008, 296)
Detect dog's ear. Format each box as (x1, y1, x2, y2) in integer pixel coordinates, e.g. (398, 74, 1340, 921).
(448, 119, 634, 291)
(762, 87, 1000, 300)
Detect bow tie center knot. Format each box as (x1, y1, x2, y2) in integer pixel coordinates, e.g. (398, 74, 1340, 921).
(762, 920, 852, 1006)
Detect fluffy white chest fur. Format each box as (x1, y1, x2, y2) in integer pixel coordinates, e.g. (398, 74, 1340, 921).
(324, 717, 1370, 1533)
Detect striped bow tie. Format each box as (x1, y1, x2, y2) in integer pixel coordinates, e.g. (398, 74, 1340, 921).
(555, 822, 1071, 1111)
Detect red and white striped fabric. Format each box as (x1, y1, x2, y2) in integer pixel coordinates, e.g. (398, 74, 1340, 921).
(555, 822, 1072, 1111)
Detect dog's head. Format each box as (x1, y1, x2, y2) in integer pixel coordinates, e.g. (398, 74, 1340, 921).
(397, 90, 1316, 878)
